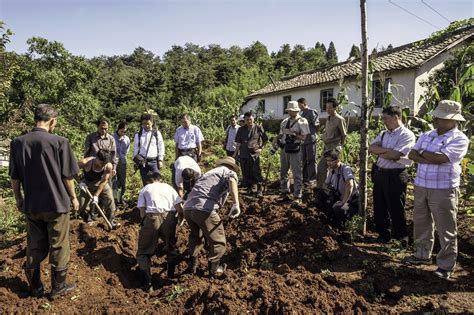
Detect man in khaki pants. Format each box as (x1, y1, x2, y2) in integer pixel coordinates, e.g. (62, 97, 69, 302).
(183, 157, 241, 277)
(406, 100, 469, 280)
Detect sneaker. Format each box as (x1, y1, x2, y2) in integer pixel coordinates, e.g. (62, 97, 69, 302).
(434, 268, 452, 280)
(404, 255, 432, 265)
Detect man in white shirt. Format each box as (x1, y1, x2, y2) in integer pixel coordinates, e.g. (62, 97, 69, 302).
(223, 115, 239, 157)
(174, 114, 204, 162)
(136, 171, 183, 293)
(133, 113, 165, 185)
(173, 155, 201, 198)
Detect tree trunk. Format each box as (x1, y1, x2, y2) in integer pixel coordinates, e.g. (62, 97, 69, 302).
(358, 0, 369, 235)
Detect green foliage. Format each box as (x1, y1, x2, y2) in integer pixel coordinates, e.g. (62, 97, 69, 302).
(349, 44, 361, 59)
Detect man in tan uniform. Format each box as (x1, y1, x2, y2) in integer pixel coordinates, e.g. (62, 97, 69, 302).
(317, 98, 347, 189)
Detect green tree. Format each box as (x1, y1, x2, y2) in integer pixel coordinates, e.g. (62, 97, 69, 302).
(326, 41, 338, 64)
(349, 44, 361, 59)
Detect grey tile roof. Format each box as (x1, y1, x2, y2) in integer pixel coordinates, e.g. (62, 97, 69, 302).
(246, 27, 473, 99)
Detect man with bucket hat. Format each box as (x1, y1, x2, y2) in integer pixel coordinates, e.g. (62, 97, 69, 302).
(406, 100, 469, 280)
(276, 101, 310, 205)
(183, 156, 241, 277)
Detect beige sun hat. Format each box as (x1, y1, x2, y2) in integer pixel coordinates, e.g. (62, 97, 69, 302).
(429, 100, 465, 121)
(215, 156, 240, 173)
(285, 101, 300, 112)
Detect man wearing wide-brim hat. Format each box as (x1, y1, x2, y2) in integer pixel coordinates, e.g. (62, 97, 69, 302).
(182, 156, 241, 277)
(276, 100, 310, 205)
(406, 100, 469, 280)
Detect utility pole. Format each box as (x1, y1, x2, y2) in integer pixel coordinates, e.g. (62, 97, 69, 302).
(359, 0, 369, 235)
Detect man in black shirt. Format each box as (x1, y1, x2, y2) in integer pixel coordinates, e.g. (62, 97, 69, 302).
(234, 111, 268, 197)
(10, 104, 79, 300)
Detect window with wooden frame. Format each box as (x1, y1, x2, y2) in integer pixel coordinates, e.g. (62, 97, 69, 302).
(372, 78, 392, 108)
(320, 88, 334, 112)
(257, 99, 265, 114)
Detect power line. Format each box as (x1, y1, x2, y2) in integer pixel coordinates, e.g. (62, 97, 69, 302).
(421, 0, 452, 24)
(388, 0, 441, 29)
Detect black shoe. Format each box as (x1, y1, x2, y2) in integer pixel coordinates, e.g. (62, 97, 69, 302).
(140, 269, 153, 293)
(167, 262, 176, 279)
(256, 184, 264, 198)
(278, 194, 291, 202)
(25, 267, 44, 298)
(50, 267, 75, 300)
(186, 256, 199, 274)
(209, 261, 227, 278)
(245, 187, 253, 195)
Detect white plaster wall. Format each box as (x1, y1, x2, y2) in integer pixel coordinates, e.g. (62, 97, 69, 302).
(414, 46, 462, 114)
(244, 69, 417, 120)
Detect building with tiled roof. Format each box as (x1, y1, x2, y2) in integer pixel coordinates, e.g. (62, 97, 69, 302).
(242, 26, 473, 121)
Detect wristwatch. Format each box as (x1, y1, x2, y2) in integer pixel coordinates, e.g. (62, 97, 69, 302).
(419, 150, 424, 156)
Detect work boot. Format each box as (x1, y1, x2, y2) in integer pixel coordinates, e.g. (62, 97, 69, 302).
(256, 184, 264, 198)
(167, 262, 176, 279)
(25, 267, 44, 298)
(140, 269, 153, 293)
(50, 267, 75, 300)
(186, 256, 199, 274)
(209, 261, 227, 278)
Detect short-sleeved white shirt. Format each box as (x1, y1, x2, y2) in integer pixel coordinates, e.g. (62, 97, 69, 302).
(137, 182, 182, 213)
(174, 155, 201, 188)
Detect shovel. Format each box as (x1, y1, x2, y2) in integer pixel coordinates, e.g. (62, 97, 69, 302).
(79, 183, 114, 231)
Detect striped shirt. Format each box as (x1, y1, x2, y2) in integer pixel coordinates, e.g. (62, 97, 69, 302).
(413, 128, 469, 189)
(371, 125, 415, 169)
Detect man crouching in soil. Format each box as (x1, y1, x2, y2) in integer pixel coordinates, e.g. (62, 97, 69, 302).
(9, 104, 79, 299)
(183, 157, 241, 277)
(136, 171, 183, 292)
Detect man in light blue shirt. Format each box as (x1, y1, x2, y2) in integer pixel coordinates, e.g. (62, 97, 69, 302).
(174, 114, 204, 162)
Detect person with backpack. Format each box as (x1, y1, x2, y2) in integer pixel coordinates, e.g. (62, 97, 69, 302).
(133, 113, 165, 186)
(276, 101, 310, 205)
(315, 148, 359, 228)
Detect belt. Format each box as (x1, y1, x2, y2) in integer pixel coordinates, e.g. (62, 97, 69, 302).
(146, 157, 158, 162)
(179, 148, 196, 152)
(145, 212, 168, 217)
(377, 168, 406, 173)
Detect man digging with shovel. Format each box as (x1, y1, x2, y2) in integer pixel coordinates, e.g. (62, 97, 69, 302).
(77, 150, 119, 228)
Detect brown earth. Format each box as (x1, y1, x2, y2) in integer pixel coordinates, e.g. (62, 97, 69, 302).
(0, 189, 473, 313)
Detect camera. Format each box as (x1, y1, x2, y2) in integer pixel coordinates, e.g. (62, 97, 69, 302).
(285, 134, 297, 144)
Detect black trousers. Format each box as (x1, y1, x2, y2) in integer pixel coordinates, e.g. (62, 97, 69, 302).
(240, 156, 263, 188)
(373, 168, 408, 241)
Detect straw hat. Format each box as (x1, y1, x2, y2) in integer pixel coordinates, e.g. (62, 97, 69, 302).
(429, 100, 465, 121)
(215, 156, 240, 173)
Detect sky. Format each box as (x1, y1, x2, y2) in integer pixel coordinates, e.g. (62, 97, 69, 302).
(0, 0, 472, 60)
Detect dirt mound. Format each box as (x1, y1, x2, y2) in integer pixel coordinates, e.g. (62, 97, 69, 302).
(1, 194, 473, 313)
